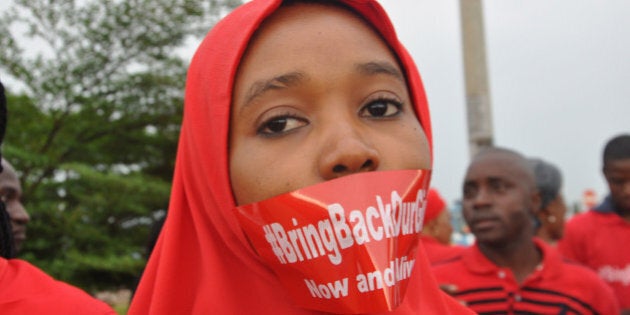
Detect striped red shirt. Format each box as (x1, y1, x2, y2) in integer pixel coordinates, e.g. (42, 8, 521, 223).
(432, 238, 618, 314)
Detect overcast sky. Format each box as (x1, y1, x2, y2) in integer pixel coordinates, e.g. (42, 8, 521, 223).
(376, 0, 630, 208)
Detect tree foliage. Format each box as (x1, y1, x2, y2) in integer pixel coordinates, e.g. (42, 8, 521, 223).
(0, 0, 241, 292)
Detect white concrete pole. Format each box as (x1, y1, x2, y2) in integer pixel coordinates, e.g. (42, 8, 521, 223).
(460, 0, 494, 158)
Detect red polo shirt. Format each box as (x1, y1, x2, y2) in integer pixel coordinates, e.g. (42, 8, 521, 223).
(558, 209, 630, 310)
(432, 238, 618, 314)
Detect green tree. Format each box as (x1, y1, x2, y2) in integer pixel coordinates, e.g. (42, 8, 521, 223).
(0, 0, 241, 292)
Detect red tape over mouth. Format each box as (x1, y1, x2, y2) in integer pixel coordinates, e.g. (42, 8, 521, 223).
(235, 169, 431, 313)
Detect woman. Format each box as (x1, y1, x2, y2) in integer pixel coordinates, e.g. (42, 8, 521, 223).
(421, 188, 466, 264)
(529, 157, 567, 246)
(129, 0, 473, 313)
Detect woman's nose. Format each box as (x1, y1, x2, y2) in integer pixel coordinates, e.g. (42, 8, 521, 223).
(318, 123, 380, 180)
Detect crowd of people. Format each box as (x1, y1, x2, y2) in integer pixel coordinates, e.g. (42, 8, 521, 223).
(431, 147, 620, 314)
(1, 0, 629, 314)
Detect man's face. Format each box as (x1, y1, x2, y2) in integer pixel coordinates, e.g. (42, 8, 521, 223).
(604, 158, 630, 212)
(462, 151, 538, 247)
(0, 160, 29, 252)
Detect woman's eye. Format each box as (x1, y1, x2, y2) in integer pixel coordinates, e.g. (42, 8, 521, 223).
(359, 98, 402, 118)
(257, 115, 307, 136)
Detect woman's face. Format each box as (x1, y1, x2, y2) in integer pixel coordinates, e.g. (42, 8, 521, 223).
(433, 210, 454, 245)
(229, 3, 430, 206)
(546, 194, 567, 240)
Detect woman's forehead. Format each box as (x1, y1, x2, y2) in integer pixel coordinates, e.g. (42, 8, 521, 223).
(232, 2, 406, 109)
(239, 3, 399, 71)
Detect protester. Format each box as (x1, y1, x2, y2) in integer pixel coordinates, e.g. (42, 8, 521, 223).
(0, 205, 13, 258)
(433, 147, 618, 314)
(0, 81, 12, 260)
(559, 134, 630, 314)
(528, 157, 567, 246)
(129, 0, 473, 313)
(0, 81, 116, 314)
(0, 158, 30, 253)
(421, 188, 465, 264)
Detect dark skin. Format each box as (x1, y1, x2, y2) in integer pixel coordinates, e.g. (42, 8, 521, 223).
(603, 158, 630, 315)
(0, 159, 29, 253)
(0, 82, 12, 258)
(535, 194, 567, 245)
(604, 158, 630, 222)
(461, 148, 541, 284)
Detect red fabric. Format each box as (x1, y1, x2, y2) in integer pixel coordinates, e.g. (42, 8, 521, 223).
(558, 210, 630, 310)
(432, 238, 619, 314)
(424, 188, 446, 225)
(420, 235, 466, 265)
(128, 0, 472, 314)
(0, 258, 116, 315)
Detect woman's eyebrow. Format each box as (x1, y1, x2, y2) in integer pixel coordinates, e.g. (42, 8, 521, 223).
(355, 61, 404, 82)
(240, 62, 402, 108)
(243, 71, 306, 107)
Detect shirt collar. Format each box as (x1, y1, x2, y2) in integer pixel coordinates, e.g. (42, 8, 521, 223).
(463, 238, 560, 279)
(594, 195, 617, 213)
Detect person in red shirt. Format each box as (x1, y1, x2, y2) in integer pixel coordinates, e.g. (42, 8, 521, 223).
(129, 0, 474, 314)
(558, 134, 630, 314)
(528, 157, 567, 246)
(433, 147, 618, 314)
(0, 258, 118, 315)
(421, 188, 465, 264)
(0, 82, 116, 314)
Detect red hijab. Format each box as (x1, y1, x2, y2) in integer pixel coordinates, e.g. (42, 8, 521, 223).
(129, 0, 472, 313)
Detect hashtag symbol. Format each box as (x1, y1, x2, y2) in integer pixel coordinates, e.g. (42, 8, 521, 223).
(263, 225, 286, 264)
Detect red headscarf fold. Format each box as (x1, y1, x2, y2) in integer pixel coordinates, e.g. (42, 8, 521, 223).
(129, 1, 471, 314)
